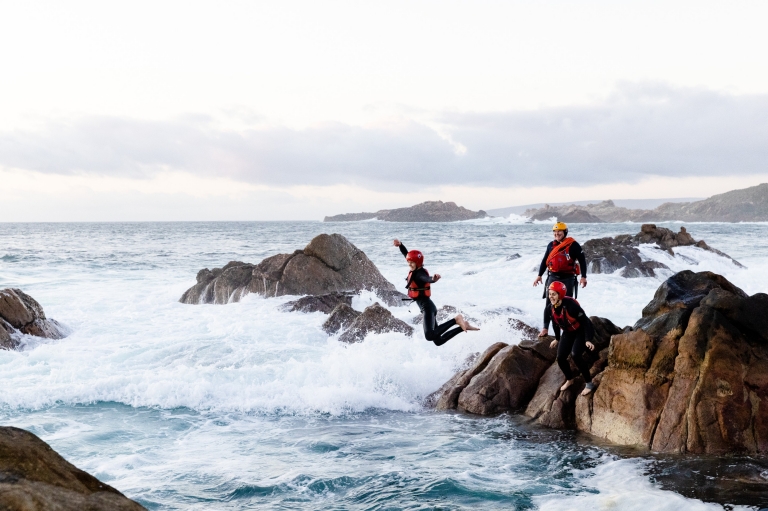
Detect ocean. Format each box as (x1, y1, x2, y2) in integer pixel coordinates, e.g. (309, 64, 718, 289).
(1, 219, 767, 510)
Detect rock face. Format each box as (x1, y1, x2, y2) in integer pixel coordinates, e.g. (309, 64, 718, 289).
(180, 234, 406, 306)
(0, 426, 145, 511)
(324, 201, 487, 222)
(338, 303, 414, 343)
(583, 224, 743, 277)
(0, 288, 68, 350)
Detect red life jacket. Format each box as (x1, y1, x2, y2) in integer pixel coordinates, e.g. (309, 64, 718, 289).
(546, 237, 580, 275)
(551, 297, 582, 332)
(406, 268, 431, 299)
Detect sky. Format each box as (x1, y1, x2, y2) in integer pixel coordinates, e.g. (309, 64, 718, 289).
(1, 0, 767, 221)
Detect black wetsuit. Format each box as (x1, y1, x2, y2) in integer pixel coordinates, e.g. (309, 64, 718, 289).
(538, 239, 587, 330)
(545, 297, 595, 383)
(399, 243, 464, 346)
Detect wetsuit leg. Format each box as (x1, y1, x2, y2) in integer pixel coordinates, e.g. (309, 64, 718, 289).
(421, 299, 463, 346)
(568, 328, 593, 383)
(556, 331, 577, 380)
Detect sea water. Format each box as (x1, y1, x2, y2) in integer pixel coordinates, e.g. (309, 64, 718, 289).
(1, 220, 767, 510)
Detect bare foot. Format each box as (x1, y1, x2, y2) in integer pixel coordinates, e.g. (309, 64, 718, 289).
(560, 379, 574, 392)
(455, 315, 480, 331)
(581, 382, 596, 396)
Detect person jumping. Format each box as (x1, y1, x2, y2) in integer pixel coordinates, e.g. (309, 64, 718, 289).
(533, 221, 587, 338)
(545, 281, 596, 396)
(393, 239, 479, 346)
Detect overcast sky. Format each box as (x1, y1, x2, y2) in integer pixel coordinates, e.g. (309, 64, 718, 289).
(2, 0, 767, 220)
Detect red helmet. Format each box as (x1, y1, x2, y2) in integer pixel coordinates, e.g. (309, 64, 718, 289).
(406, 250, 424, 267)
(548, 281, 567, 299)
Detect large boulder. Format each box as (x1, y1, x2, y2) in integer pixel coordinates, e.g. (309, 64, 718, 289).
(0, 289, 68, 350)
(576, 270, 768, 454)
(0, 426, 145, 510)
(180, 234, 407, 306)
(583, 224, 743, 277)
(337, 303, 414, 343)
(322, 303, 362, 334)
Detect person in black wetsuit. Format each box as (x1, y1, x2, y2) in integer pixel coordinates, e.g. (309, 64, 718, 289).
(393, 239, 479, 346)
(545, 281, 596, 396)
(533, 221, 588, 337)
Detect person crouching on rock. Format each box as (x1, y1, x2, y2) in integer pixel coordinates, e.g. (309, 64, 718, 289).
(393, 239, 479, 346)
(533, 221, 587, 338)
(546, 281, 596, 396)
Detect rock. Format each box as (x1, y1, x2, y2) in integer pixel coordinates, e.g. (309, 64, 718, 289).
(180, 234, 407, 306)
(576, 270, 768, 454)
(282, 292, 353, 314)
(0, 426, 146, 510)
(0, 289, 68, 350)
(322, 303, 362, 334)
(528, 204, 604, 223)
(337, 303, 414, 343)
(324, 201, 487, 222)
(583, 224, 743, 277)
(507, 319, 540, 340)
(506, 253, 521, 261)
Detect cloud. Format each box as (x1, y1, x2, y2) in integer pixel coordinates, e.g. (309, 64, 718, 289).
(1, 84, 766, 189)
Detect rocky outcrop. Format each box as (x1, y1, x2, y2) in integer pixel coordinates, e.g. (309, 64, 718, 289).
(338, 303, 414, 343)
(180, 234, 406, 306)
(322, 303, 361, 334)
(583, 224, 743, 277)
(324, 201, 487, 222)
(0, 289, 67, 350)
(527, 204, 604, 223)
(282, 292, 353, 314)
(0, 426, 145, 510)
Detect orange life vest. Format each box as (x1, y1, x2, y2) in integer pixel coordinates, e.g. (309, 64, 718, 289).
(406, 268, 431, 299)
(551, 297, 582, 332)
(546, 237, 580, 275)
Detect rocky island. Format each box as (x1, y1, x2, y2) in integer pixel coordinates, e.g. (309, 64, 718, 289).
(324, 200, 487, 222)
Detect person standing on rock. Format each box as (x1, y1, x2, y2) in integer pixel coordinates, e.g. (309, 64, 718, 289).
(393, 239, 479, 346)
(533, 221, 587, 338)
(546, 281, 596, 396)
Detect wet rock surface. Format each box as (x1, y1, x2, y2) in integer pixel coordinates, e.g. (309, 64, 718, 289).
(338, 303, 414, 343)
(583, 224, 743, 277)
(180, 234, 406, 306)
(322, 303, 362, 334)
(0, 288, 68, 350)
(282, 292, 353, 314)
(0, 426, 146, 511)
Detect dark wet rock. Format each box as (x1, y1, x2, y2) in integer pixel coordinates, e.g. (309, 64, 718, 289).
(324, 201, 487, 222)
(507, 319, 539, 340)
(181, 234, 407, 306)
(583, 224, 743, 277)
(0, 289, 67, 350)
(337, 303, 414, 343)
(0, 426, 146, 511)
(322, 303, 362, 334)
(506, 253, 521, 261)
(282, 292, 353, 314)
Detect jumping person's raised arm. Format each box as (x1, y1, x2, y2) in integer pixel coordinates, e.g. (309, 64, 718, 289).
(393, 239, 408, 258)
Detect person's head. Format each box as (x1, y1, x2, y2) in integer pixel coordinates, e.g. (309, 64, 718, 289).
(552, 222, 568, 242)
(406, 250, 424, 270)
(548, 281, 567, 305)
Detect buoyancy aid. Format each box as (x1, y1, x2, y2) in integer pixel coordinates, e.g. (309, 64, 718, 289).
(546, 237, 580, 275)
(406, 268, 431, 299)
(551, 297, 582, 332)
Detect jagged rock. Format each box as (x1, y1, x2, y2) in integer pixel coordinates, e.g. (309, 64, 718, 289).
(507, 319, 540, 339)
(282, 292, 353, 314)
(0, 426, 146, 511)
(0, 289, 67, 350)
(322, 303, 362, 334)
(324, 201, 487, 222)
(583, 224, 743, 277)
(337, 303, 414, 343)
(180, 234, 407, 306)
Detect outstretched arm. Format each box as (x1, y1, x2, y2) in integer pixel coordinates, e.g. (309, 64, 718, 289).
(393, 239, 408, 257)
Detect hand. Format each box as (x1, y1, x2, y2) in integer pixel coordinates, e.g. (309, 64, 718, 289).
(393, 239, 401, 247)
(586, 341, 595, 351)
(538, 328, 548, 337)
(533, 275, 543, 287)
(549, 340, 558, 349)
(580, 277, 587, 288)
(432, 274, 441, 282)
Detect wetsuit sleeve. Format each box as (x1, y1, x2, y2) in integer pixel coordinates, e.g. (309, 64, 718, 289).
(544, 305, 558, 339)
(413, 269, 434, 286)
(399, 243, 408, 258)
(538, 242, 554, 276)
(570, 241, 588, 278)
(553, 323, 561, 341)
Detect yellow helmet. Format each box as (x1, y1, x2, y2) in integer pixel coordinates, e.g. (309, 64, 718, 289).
(552, 222, 568, 231)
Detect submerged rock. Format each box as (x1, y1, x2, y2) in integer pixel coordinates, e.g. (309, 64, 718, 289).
(282, 292, 354, 314)
(0, 288, 68, 350)
(338, 303, 414, 343)
(583, 224, 744, 277)
(180, 234, 407, 306)
(0, 426, 146, 510)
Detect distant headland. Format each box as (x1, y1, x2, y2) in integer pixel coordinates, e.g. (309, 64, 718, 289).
(323, 201, 487, 222)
